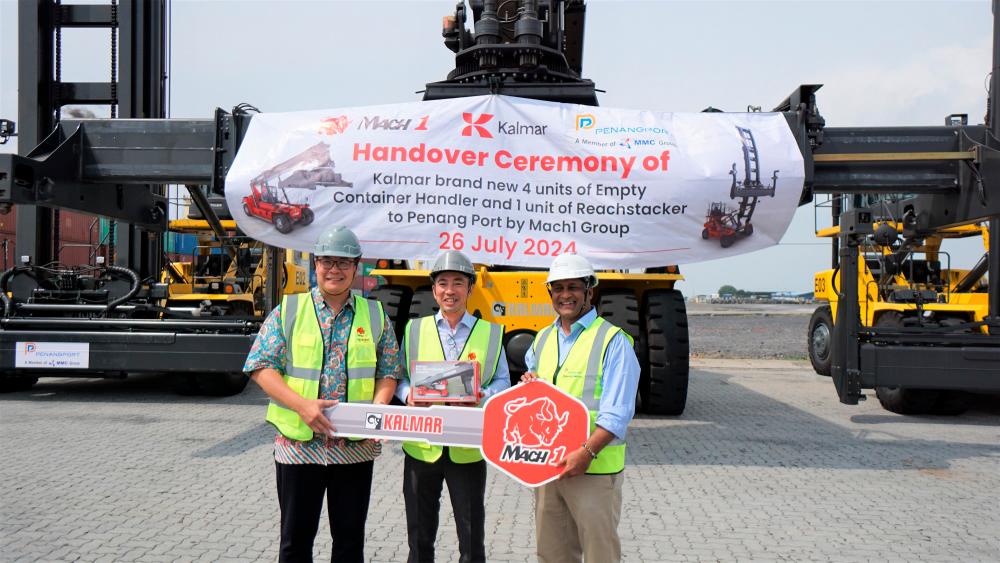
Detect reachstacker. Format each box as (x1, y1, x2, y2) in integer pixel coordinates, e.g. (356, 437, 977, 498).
(4, 0, 1000, 415)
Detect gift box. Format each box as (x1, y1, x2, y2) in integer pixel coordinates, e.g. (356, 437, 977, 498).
(410, 360, 481, 404)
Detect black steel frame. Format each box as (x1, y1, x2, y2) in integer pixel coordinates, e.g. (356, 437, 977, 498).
(5, 0, 1000, 395)
(0, 0, 264, 378)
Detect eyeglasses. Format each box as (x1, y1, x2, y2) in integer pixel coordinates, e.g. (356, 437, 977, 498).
(316, 257, 356, 271)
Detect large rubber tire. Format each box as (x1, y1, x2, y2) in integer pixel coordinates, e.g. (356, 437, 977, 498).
(598, 289, 649, 412)
(0, 376, 38, 393)
(172, 374, 204, 396)
(369, 284, 413, 343)
(198, 372, 250, 397)
(643, 289, 689, 415)
(932, 391, 969, 416)
(743, 223, 754, 236)
(408, 286, 438, 320)
(173, 372, 248, 396)
(720, 234, 735, 248)
(273, 214, 293, 234)
(873, 312, 941, 415)
(504, 330, 536, 385)
(875, 386, 941, 415)
(701, 228, 709, 240)
(297, 207, 315, 226)
(807, 305, 833, 376)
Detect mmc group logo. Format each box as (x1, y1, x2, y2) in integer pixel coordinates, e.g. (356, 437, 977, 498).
(481, 381, 588, 487)
(575, 113, 595, 130)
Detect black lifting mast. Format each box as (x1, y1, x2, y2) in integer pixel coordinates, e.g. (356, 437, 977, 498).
(14, 0, 168, 281)
(0, 0, 258, 394)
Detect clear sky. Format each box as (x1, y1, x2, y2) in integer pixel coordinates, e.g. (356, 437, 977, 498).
(0, 0, 993, 295)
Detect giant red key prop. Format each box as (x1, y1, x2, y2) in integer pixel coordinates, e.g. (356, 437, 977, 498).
(325, 380, 590, 487)
(480, 380, 590, 487)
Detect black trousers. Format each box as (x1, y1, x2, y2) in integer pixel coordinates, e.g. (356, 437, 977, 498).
(275, 460, 375, 563)
(403, 451, 487, 563)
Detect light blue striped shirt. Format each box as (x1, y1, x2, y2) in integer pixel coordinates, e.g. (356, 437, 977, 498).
(523, 307, 639, 440)
(396, 311, 511, 403)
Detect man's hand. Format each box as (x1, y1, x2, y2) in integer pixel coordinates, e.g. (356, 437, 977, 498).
(519, 371, 540, 383)
(296, 399, 339, 436)
(556, 447, 593, 479)
(406, 391, 429, 407)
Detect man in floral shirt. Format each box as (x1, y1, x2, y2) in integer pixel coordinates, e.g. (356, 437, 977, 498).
(244, 225, 401, 563)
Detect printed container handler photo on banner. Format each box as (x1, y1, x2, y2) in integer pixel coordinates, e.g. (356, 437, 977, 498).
(225, 95, 804, 269)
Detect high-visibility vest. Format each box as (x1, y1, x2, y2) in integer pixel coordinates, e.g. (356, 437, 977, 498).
(265, 292, 384, 442)
(532, 316, 632, 474)
(402, 315, 504, 464)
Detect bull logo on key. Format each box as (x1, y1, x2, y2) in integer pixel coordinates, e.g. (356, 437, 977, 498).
(482, 381, 589, 487)
(502, 397, 569, 448)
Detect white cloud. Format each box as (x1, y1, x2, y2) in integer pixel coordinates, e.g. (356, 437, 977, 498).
(819, 36, 992, 127)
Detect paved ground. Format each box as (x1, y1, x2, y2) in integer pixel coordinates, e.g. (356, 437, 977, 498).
(3, 359, 999, 562)
(688, 307, 810, 360)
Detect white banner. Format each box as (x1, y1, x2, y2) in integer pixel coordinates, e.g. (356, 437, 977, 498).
(225, 95, 804, 268)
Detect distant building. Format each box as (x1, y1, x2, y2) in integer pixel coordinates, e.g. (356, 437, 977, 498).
(692, 290, 815, 304)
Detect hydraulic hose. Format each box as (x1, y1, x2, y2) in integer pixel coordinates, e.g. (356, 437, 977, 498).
(0, 266, 44, 316)
(954, 253, 989, 294)
(103, 265, 141, 315)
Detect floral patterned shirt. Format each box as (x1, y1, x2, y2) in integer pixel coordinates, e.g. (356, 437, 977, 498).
(244, 288, 402, 464)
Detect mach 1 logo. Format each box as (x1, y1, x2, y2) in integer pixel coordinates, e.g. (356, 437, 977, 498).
(501, 397, 570, 464)
(461, 113, 493, 138)
(357, 115, 429, 131)
(504, 397, 568, 447)
(318, 116, 350, 135)
(481, 381, 588, 487)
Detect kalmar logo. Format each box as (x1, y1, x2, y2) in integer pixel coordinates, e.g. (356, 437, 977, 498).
(365, 413, 383, 430)
(461, 113, 493, 138)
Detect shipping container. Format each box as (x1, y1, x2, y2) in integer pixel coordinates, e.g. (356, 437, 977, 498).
(0, 207, 100, 268)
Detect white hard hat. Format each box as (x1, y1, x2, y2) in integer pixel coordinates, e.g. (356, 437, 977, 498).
(546, 253, 598, 288)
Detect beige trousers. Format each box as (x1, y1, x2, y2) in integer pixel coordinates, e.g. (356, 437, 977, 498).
(534, 472, 624, 563)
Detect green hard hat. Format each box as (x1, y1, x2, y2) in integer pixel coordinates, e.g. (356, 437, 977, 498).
(314, 225, 362, 258)
(430, 250, 476, 284)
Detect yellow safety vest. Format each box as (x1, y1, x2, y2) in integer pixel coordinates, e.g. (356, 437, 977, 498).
(533, 316, 631, 474)
(402, 315, 505, 464)
(265, 292, 383, 442)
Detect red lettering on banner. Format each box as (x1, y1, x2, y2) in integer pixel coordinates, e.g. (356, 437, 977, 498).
(351, 143, 662, 180)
